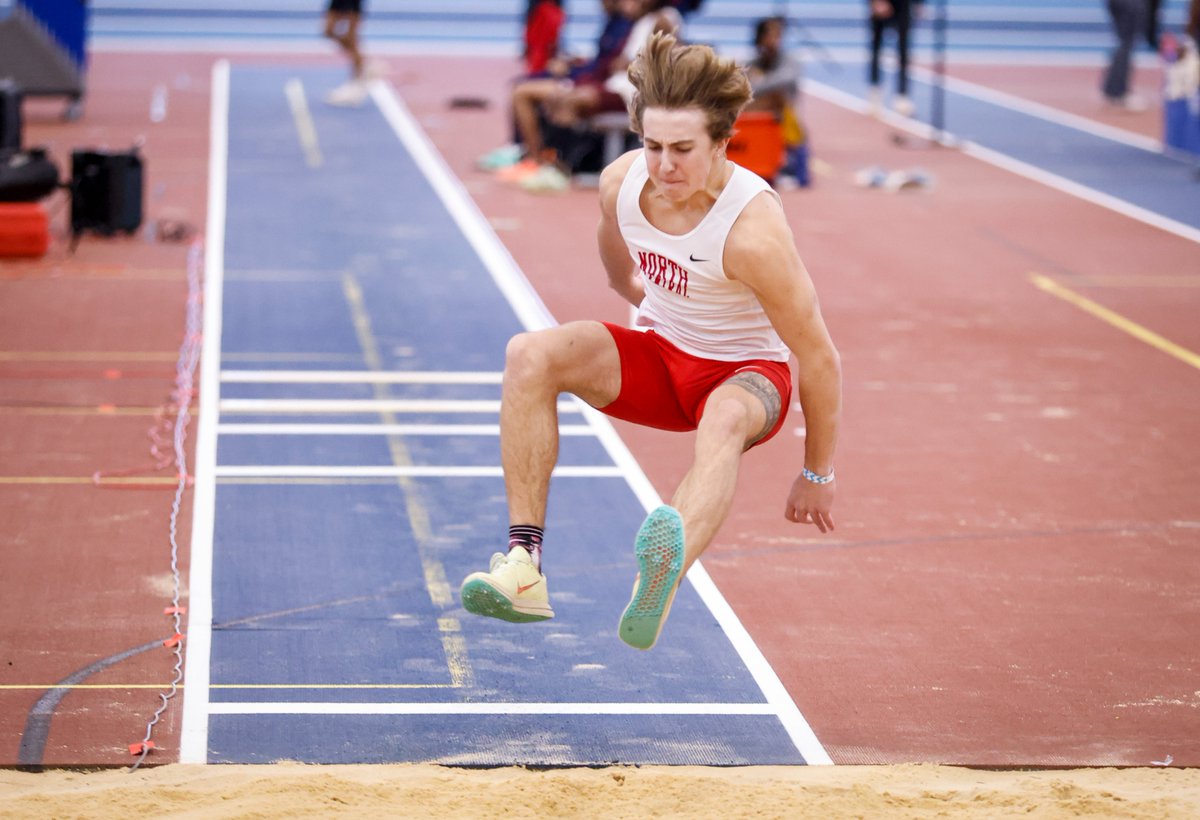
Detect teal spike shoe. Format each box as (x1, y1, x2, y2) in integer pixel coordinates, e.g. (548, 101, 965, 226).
(619, 505, 685, 650)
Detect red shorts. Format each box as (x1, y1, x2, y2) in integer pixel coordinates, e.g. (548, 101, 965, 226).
(597, 323, 793, 447)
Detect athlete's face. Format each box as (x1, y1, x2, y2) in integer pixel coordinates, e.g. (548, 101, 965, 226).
(641, 107, 726, 202)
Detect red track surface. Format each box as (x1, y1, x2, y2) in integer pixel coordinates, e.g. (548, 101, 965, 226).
(1, 51, 1196, 767)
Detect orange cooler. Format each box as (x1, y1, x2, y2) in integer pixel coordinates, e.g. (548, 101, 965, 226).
(725, 112, 785, 182)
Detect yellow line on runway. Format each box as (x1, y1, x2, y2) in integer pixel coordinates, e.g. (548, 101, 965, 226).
(284, 77, 324, 168)
(1, 271, 187, 281)
(0, 476, 179, 486)
(1065, 275, 1200, 288)
(0, 350, 365, 365)
(0, 406, 180, 416)
(342, 272, 476, 689)
(217, 477, 399, 485)
(209, 683, 456, 689)
(1030, 273, 1200, 371)
(0, 685, 173, 690)
(0, 351, 178, 362)
(0, 683, 456, 690)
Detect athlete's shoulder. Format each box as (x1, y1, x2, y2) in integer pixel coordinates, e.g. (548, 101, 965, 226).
(598, 149, 643, 212)
(725, 190, 794, 266)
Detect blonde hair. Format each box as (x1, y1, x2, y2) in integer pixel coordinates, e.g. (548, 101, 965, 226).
(627, 31, 752, 142)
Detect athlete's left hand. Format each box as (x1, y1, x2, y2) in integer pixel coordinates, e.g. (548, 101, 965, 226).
(784, 473, 836, 533)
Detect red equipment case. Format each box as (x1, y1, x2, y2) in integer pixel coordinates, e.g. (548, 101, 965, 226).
(0, 202, 50, 257)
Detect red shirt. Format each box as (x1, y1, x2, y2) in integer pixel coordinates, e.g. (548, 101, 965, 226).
(525, 1, 565, 74)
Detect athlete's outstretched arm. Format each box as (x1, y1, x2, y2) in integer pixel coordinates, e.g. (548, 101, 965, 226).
(725, 193, 842, 532)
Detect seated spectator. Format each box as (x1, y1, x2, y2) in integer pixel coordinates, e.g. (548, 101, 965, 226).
(523, 0, 683, 192)
(743, 16, 810, 187)
(478, 0, 635, 180)
(602, 0, 685, 110)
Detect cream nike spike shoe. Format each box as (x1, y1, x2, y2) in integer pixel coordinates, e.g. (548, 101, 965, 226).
(460, 547, 554, 623)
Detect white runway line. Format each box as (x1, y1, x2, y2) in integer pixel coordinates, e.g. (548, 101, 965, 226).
(221, 369, 503, 384)
(209, 702, 777, 716)
(218, 398, 584, 414)
(213, 465, 625, 479)
(179, 58, 229, 765)
(216, 422, 595, 436)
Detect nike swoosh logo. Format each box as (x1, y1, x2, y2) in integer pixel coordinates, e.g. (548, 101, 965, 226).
(516, 579, 542, 594)
(689, 253, 708, 262)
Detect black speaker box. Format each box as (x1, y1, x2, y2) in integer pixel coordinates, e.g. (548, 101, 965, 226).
(70, 148, 144, 237)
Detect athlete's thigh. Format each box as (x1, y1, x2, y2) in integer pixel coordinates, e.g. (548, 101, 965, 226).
(514, 77, 565, 104)
(527, 320, 622, 408)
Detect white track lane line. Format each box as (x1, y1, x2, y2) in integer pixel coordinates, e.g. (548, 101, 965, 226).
(216, 423, 595, 436)
(214, 465, 624, 478)
(221, 370, 503, 383)
(179, 58, 228, 765)
(210, 702, 776, 716)
(217, 398, 582, 414)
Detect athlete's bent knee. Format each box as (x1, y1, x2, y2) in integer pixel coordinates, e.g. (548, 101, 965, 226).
(504, 331, 551, 384)
(700, 396, 753, 442)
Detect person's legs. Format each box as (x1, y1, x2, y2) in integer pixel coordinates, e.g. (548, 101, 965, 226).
(671, 376, 774, 573)
(1103, 0, 1146, 100)
(891, 13, 916, 115)
(323, 5, 369, 106)
(461, 321, 621, 624)
(868, 17, 886, 88)
(511, 79, 564, 158)
(545, 81, 619, 131)
(868, 17, 887, 114)
(619, 370, 784, 649)
(500, 321, 622, 528)
(323, 11, 363, 79)
(894, 13, 912, 97)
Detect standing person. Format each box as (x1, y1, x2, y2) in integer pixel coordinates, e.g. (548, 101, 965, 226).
(324, 0, 382, 106)
(1103, 0, 1151, 110)
(460, 32, 842, 650)
(867, 0, 924, 116)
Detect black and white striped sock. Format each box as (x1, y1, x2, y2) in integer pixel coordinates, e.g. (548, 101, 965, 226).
(508, 524, 544, 572)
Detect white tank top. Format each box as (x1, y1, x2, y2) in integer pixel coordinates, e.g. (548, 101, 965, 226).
(616, 153, 789, 362)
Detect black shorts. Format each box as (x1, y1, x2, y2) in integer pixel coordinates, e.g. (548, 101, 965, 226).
(328, 0, 363, 13)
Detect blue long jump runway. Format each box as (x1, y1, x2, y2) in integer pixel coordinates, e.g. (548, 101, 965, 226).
(179, 62, 828, 766)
